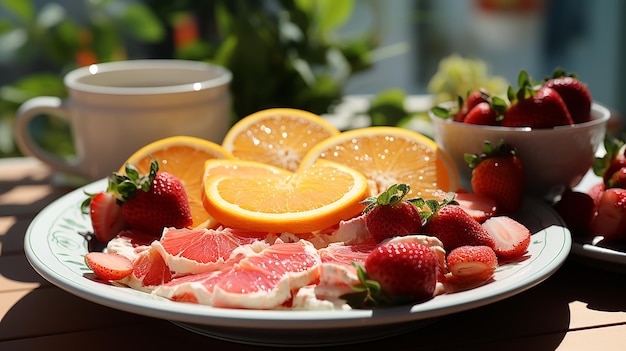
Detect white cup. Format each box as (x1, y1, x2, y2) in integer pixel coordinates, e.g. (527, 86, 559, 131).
(15, 59, 232, 180)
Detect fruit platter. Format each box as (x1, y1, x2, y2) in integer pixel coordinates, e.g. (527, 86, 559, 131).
(25, 67, 617, 345)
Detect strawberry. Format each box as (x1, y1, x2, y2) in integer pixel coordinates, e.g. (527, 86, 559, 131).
(106, 159, 192, 237)
(590, 188, 626, 243)
(454, 191, 498, 223)
(587, 181, 606, 211)
(466, 89, 491, 111)
(359, 241, 438, 305)
(81, 159, 192, 240)
(446, 245, 497, 281)
(552, 188, 595, 234)
(466, 140, 525, 214)
(431, 89, 506, 125)
(81, 192, 126, 243)
(481, 216, 531, 259)
(543, 68, 592, 123)
(502, 70, 573, 128)
(463, 102, 500, 125)
(121, 170, 192, 236)
(84, 252, 133, 281)
(608, 167, 626, 189)
(361, 184, 425, 243)
(422, 196, 495, 251)
(452, 95, 469, 122)
(454, 89, 491, 122)
(593, 136, 626, 185)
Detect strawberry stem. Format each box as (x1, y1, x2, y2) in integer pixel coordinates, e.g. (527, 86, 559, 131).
(361, 183, 425, 213)
(464, 140, 516, 169)
(81, 157, 160, 212)
(594, 135, 626, 177)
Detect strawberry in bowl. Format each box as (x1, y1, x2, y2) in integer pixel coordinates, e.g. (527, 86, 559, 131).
(429, 68, 610, 199)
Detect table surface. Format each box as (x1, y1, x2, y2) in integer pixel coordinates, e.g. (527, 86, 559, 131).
(1, 157, 626, 351)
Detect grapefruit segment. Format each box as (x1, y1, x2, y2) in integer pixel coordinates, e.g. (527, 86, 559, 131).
(153, 240, 322, 309)
(123, 246, 172, 292)
(211, 240, 321, 309)
(316, 242, 377, 299)
(152, 227, 269, 275)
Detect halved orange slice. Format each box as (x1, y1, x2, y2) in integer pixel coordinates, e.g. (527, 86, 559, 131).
(202, 159, 369, 233)
(221, 108, 340, 171)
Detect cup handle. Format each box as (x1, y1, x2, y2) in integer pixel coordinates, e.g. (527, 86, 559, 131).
(14, 96, 81, 176)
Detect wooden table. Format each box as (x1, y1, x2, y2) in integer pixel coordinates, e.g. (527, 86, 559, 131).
(1, 157, 625, 350)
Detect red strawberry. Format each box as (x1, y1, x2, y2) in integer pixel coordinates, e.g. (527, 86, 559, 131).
(454, 191, 498, 223)
(466, 140, 525, 214)
(81, 159, 192, 241)
(608, 167, 626, 189)
(432, 89, 506, 124)
(84, 252, 133, 281)
(593, 136, 626, 185)
(452, 95, 469, 122)
(466, 89, 491, 111)
(454, 89, 491, 122)
(363, 241, 438, 304)
(106, 159, 192, 237)
(82, 192, 126, 243)
(503, 70, 573, 128)
(543, 69, 592, 123)
(121, 170, 192, 235)
(463, 102, 500, 125)
(552, 188, 595, 234)
(422, 197, 495, 251)
(587, 182, 606, 211)
(446, 245, 497, 281)
(361, 184, 424, 243)
(590, 188, 626, 243)
(481, 216, 531, 259)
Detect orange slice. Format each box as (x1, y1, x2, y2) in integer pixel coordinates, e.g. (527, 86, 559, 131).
(299, 126, 459, 198)
(119, 136, 234, 229)
(202, 159, 369, 233)
(221, 108, 340, 172)
(203, 158, 292, 180)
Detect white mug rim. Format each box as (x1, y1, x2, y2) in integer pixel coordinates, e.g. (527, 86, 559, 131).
(64, 59, 232, 95)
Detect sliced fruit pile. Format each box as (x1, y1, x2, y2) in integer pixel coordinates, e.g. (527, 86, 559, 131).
(82, 107, 533, 309)
(432, 67, 593, 128)
(554, 136, 626, 244)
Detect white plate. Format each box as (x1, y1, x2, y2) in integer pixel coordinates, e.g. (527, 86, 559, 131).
(25, 179, 571, 346)
(571, 169, 626, 270)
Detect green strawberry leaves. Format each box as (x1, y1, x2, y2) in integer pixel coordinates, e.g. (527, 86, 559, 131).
(341, 263, 389, 308)
(342, 263, 414, 308)
(464, 140, 517, 169)
(81, 156, 160, 213)
(361, 183, 423, 212)
(111, 158, 158, 201)
(594, 134, 626, 177)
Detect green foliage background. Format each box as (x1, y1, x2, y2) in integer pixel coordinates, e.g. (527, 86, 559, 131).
(0, 0, 383, 158)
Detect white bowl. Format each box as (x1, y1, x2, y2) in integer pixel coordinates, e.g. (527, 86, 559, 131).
(430, 102, 610, 198)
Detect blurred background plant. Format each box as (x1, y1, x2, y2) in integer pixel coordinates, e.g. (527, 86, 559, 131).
(0, 0, 391, 159)
(0, 0, 165, 158)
